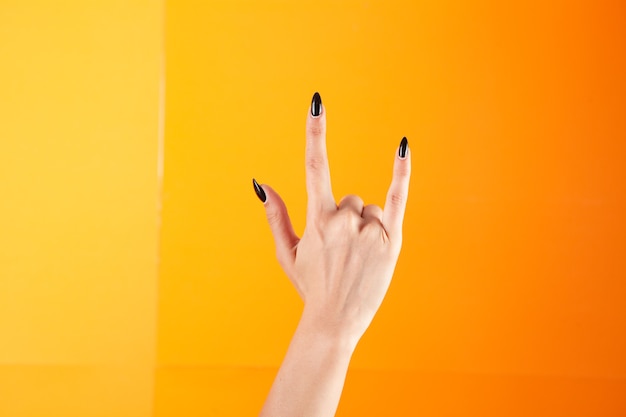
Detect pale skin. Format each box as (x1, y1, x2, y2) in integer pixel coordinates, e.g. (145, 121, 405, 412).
(256, 93, 411, 417)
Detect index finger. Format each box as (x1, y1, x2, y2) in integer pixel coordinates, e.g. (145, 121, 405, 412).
(382, 137, 411, 239)
(305, 92, 336, 215)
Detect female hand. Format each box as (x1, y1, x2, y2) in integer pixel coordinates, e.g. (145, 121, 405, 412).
(254, 92, 411, 345)
(255, 92, 411, 417)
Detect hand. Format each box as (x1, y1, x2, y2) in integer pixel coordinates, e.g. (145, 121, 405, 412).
(254, 92, 411, 345)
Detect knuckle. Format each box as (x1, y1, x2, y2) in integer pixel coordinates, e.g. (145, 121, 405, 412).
(307, 122, 324, 137)
(265, 208, 282, 226)
(395, 161, 411, 177)
(306, 155, 327, 172)
(362, 220, 382, 235)
(389, 192, 405, 207)
(364, 204, 382, 216)
(339, 194, 362, 206)
(335, 207, 361, 225)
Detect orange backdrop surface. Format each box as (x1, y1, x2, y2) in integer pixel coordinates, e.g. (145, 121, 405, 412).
(1, 0, 625, 416)
(156, 0, 626, 415)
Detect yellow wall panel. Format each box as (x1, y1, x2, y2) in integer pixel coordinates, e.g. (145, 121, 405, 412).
(0, 365, 154, 417)
(0, 1, 162, 415)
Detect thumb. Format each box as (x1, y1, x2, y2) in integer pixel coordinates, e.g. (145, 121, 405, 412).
(253, 179, 299, 271)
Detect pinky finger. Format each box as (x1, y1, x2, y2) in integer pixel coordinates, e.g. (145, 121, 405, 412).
(382, 137, 411, 240)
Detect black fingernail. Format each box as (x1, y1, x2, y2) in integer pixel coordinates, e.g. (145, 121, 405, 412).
(252, 178, 266, 203)
(311, 92, 322, 117)
(399, 137, 408, 158)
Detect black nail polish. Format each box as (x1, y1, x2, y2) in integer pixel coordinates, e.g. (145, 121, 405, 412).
(399, 137, 408, 158)
(311, 92, 322, 117)
(252, 178, 266, 203)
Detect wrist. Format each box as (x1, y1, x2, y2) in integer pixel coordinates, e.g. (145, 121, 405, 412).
(298, 305, 362, 355)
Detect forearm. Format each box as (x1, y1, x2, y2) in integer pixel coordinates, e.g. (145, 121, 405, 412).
(259, 310, 358, 417)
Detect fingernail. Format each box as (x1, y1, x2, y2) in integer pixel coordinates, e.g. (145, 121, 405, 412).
(311, 92, 322, 117)
(399, 137, 408, 159)
(252, 178, 267, 203)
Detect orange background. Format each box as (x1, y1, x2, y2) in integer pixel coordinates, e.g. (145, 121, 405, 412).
(2, 1, 626, 416)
